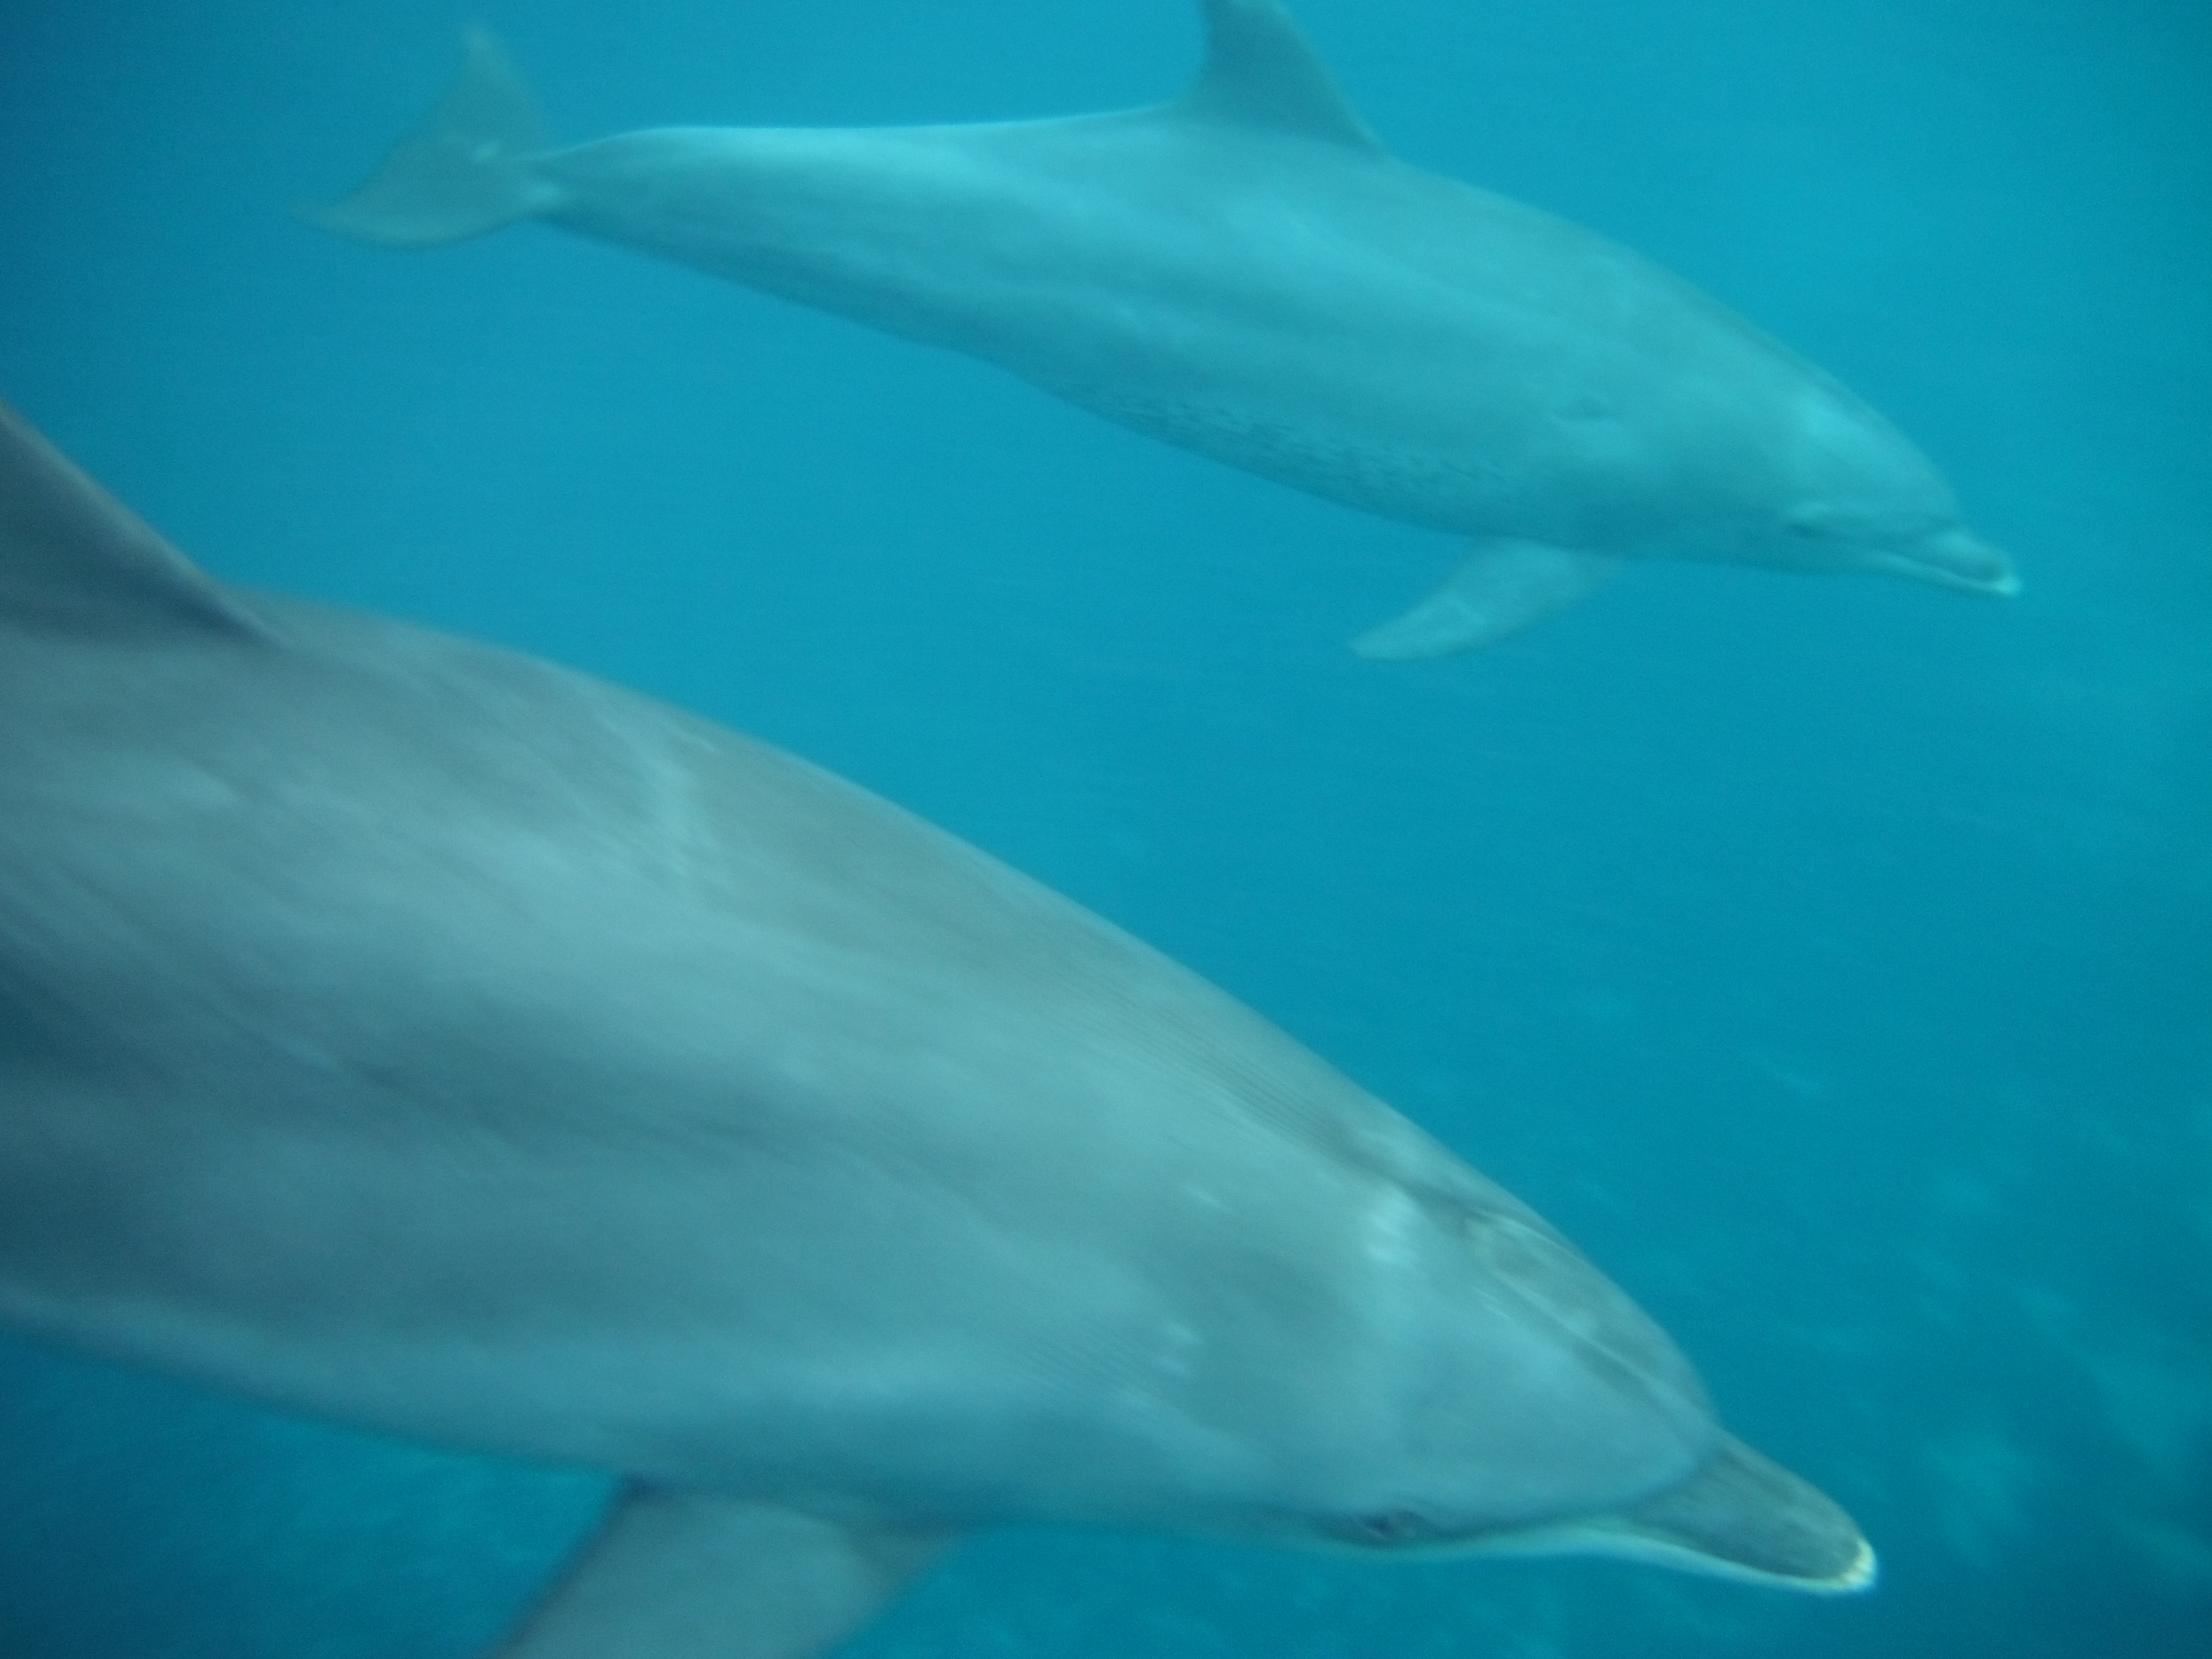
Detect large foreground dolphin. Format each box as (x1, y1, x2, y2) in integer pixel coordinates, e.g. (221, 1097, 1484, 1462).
(315, 0, 2011, 655)
(0, 401, 1869, 1653)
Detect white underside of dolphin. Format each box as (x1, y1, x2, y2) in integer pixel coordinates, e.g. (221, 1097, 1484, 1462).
(1, 393, 1871, 1657)
(316, 0, 2014, 654)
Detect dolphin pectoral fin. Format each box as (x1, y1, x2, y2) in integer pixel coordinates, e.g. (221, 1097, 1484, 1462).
(1174, 0, 1382, 151)
(1352, 540, 1623, 658)
(309, 29, 564, 248)
(498, 1485, 955, 1659)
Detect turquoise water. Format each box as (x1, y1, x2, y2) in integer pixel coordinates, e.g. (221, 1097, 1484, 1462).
(1, 1, 2206, 1654)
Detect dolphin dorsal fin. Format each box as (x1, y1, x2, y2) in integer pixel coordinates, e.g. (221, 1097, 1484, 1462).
(0, 401, 271, 642)
(1175, 0, 1381, 151)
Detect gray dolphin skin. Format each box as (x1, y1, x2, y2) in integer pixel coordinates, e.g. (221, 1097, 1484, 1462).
(0, 398, 1871, 1656)
(314, 0, 2013, 655)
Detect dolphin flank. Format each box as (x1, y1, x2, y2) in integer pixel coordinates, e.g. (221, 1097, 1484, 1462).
(0, 397, 1871, 1656)
(314, 0, 2013, 655)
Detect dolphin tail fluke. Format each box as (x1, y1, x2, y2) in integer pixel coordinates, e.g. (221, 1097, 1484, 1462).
(1352, 539, 1623, 658)
(496, 1485, 953, 1659)
(309, 28, 563, 248)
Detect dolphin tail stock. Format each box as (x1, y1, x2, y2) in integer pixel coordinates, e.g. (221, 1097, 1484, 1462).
(1352, 538, 1624, 658)
(496, 1485, 955, 1659)
(309, 28, 564, 249)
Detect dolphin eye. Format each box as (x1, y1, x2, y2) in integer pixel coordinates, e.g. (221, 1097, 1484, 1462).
(1327, 1509, 1441, 1547)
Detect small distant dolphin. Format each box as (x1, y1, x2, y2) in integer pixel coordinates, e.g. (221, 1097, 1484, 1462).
(0, 397, 1869, 1657)
(315, 0, 2012, 655)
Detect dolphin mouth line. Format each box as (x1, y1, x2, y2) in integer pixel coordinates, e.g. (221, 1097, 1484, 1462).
(1903, 560, 2021, 598)
(1887, 528, 2020, 597)
(1306, 1429, 1877, 1596)
(1322, 1507, 1878, 1593)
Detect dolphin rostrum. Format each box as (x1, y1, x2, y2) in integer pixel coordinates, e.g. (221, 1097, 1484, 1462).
(0, 399, 1870, 1651)
(313, 0, 2013, 655)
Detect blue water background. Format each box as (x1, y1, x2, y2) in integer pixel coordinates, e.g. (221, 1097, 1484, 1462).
(1, 0, 2206, 1653)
